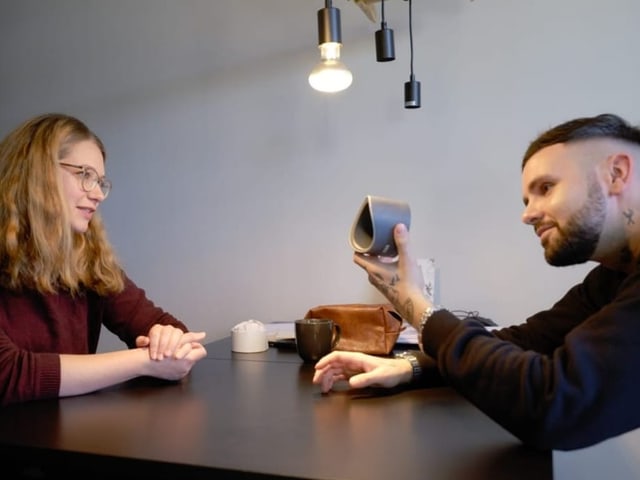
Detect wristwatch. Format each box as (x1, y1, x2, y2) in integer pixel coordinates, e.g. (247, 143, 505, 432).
(394, 351, 422, 382)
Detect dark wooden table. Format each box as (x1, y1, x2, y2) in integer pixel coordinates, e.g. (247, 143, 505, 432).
(1, 338, 552, 479)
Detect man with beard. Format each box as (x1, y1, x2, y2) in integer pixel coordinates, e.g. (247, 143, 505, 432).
(312, 113, 640, 451)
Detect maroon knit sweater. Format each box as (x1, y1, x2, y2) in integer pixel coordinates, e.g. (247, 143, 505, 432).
(0, 275, 187, 405)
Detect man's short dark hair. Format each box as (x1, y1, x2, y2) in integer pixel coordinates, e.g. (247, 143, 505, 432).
(522, 113, 640, 169)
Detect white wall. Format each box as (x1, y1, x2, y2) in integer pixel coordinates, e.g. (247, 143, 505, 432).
(2, 1, 640, 474)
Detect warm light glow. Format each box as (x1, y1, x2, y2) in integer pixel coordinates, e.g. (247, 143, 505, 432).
(308, 42, 353, 93)
(308, 61, 353, 93)
(318, 42, 341, 61)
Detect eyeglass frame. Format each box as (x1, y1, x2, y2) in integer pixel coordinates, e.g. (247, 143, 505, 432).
(58, 162, 112, 198)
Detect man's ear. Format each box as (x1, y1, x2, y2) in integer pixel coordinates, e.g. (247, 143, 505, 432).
(607, 153, 632, 195)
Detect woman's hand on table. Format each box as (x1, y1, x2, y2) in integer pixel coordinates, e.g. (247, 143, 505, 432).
(136, 324, 206, 360)
(143, 341, 208, 381)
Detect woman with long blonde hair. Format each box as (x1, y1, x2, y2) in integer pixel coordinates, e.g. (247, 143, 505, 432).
(0, 113, 206, 406)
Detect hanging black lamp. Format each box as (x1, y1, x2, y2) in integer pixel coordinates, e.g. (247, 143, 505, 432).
(375, 0, 395, 62)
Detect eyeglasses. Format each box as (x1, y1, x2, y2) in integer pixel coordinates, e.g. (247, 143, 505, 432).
(59, 162, 112, 198)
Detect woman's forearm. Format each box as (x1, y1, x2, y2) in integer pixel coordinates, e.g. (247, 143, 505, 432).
(59, 348, 148, 397)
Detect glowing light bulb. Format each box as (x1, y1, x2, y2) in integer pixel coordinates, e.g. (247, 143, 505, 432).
(308, 42, 353, 93)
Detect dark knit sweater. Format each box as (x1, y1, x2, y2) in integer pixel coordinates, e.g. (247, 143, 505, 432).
(418, 263, 640, 451)
(0, 275, 187, 406)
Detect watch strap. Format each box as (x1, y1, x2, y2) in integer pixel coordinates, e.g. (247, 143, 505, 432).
(394, 351, 422, 382)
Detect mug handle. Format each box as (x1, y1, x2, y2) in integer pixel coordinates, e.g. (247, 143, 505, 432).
(331, 324, 341, 348)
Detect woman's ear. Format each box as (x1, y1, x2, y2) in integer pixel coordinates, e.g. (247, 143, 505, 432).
(607, 153, 632, 195)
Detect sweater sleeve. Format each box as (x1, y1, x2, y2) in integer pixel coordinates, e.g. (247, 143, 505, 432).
(0, 275, 188, 406)
(420, 265, 640, 451)
(100, 274, 189, 348)
(0, 331, 61, 406)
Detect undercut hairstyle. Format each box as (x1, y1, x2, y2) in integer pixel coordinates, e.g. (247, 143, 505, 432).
(0, 113, 124, 295)
(522, 113, 640, 170)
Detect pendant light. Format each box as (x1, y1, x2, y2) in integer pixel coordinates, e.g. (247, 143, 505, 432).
(375, 0, 395, 62)
(308, 0, 353, 93)
(404, 0, 421, 108)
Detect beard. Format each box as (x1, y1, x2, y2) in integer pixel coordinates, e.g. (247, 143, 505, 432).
(544, 175, 606, 267)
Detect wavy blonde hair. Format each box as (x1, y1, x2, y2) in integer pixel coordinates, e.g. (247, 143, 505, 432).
(0, 113, 125, 295)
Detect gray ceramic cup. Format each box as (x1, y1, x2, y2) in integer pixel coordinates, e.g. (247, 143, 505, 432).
(295, 318, 341, 363)
(349, 195, 411, 257)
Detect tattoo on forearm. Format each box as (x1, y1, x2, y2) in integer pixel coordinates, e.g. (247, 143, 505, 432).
(370, 272, 400, 307)
(402, 298, 414, 325)
(370, 272, 385, 289)
(624, 209, 635, 226)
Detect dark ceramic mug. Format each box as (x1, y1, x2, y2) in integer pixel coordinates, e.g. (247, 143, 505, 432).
(294, 318, 341, 363)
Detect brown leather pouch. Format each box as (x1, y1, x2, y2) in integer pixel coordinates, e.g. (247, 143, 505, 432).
(304, 303, 404, 355)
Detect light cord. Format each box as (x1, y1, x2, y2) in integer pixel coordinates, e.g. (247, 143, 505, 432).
(381, 0, 386, 27)
(409, 0, 414, 77)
